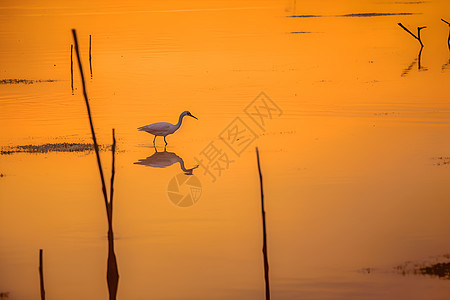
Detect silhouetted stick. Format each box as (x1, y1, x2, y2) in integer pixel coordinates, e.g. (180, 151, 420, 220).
(72, 29, 109, 210)
(418, 46, 424, 70)
(70, 44, 73, 93)
(109, 128, 116, 225)
(398, 23, 426, 47)
(89, 35, 92, 78)
(442, 19, 450, 50)
(107, 128, 119, 300)
(39, 249, 45, 300)
(73, 29, 119, 300)
(256, 147, 270, 300)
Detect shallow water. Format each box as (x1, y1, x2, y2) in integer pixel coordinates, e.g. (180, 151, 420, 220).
(1, 0, 450, 299)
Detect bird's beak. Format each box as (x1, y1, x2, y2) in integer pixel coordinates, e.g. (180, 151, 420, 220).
(190, 114, 198, 120)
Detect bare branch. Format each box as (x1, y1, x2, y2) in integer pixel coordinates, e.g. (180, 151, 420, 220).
(398, 23, 419, 40)
(398, 23, 425, 47)
(256, 147, 271, 300)
(39, 249, 45, 300)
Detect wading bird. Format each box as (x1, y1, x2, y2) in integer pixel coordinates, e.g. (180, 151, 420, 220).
(138, 111, 198, 145)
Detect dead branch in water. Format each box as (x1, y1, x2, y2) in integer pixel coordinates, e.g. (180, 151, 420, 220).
(70, 44, 73, 93)
(89, 35, 92, 78)
(72, 29, 109, 210)
(398, 23, 426, 48)
(72, 29, 119, 300)
(109, 128, 116, 224)
(256, 147, 271, 300)
(39, 249, 45, 300)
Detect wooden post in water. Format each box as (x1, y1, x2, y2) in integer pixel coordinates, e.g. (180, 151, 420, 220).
(89, 35, 92, 78)
(256, 147, 271, 300)
(71, 29, 109, 210)
(71, 44, 74, 93)
(109, 128, 116, 224)
(72, 29, 119, 299)
(107, 128, 119, 300)
(39, 249, 45, 300)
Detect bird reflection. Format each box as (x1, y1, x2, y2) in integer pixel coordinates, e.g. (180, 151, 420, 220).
(135, 146, 199, 175)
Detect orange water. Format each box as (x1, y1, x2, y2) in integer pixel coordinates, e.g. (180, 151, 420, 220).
(1, 1, 450, 299)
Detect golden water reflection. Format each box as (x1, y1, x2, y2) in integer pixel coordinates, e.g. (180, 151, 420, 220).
(135, 146, 199, 175)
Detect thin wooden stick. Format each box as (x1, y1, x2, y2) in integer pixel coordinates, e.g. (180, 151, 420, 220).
(418, 46, 424, 70)
(89, 35, 92, 78)
(71, 29, 109, 211)
(109, 128, 116, 226)
(73, 29, 119, 300)
(256, 147, 270, 300)
(107, 128, 119, 300)
(39, 249, 45, 300)
(70, 44, 73, 93)
(398, 23, 426, 47)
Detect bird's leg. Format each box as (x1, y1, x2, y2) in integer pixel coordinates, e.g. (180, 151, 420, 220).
(164, 136, 168, 145)
(153, 135, 156, 145)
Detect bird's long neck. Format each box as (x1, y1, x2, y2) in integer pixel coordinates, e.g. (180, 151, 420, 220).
(175, 113, 185, 130)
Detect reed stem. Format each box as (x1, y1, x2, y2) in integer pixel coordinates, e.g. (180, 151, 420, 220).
(71, 29, 109, 212)
(39, 249, 45, 300)
(256, 147, 270, 300)
(70, 44, 73, 93)
(89, 35, 92, 78)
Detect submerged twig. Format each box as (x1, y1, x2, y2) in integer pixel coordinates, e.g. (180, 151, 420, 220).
(398, 23, 426, 47)
(417, 46, 426, 71)
(39, 249, 45, 300)
(256, 147, 270, 300)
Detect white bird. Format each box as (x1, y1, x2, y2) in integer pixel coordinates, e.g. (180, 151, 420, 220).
(138, 111, 198, 145)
